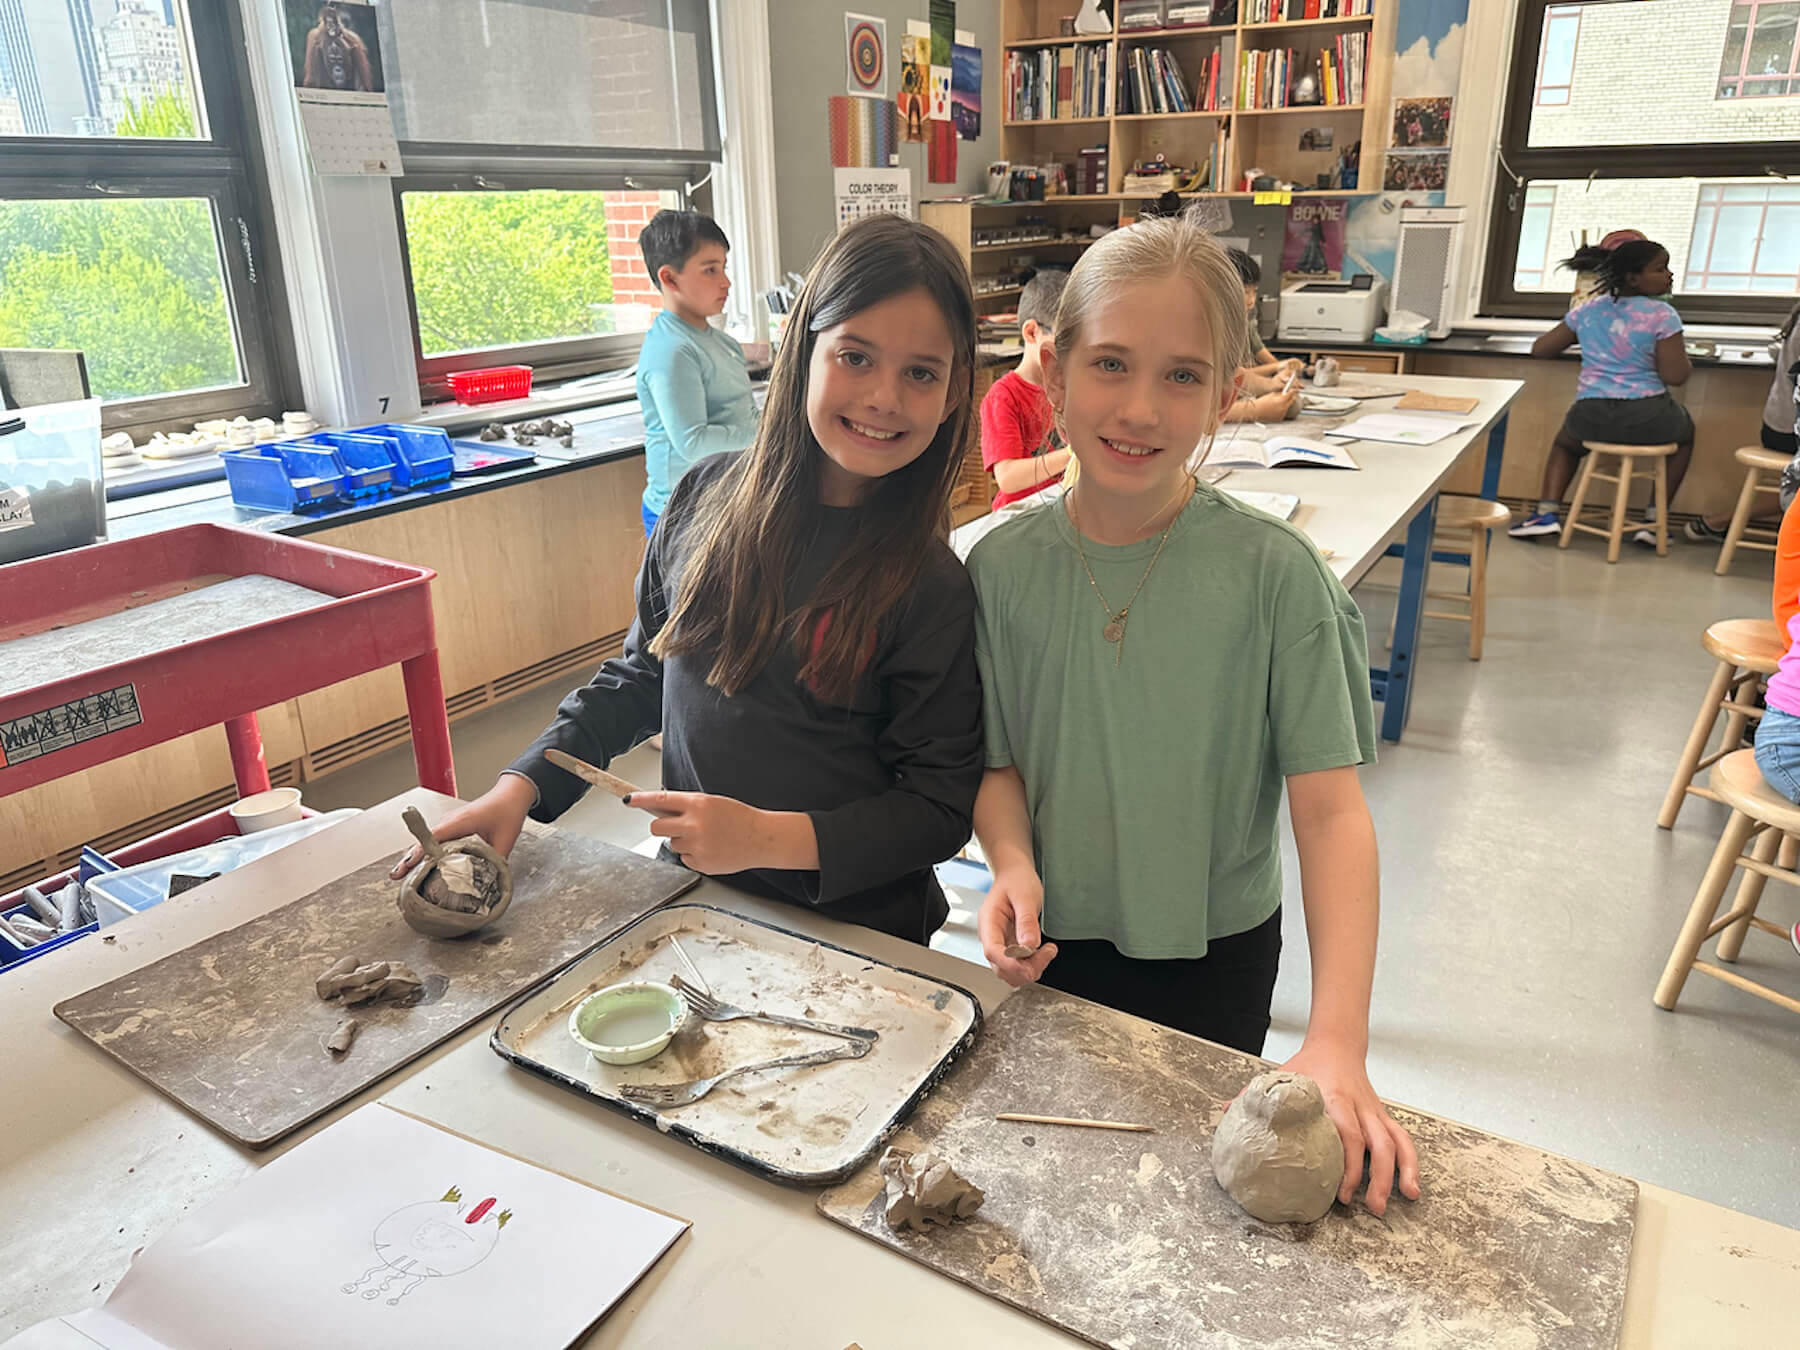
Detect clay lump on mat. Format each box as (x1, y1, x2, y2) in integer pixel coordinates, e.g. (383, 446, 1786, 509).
(1211, 1070, 1345, 1223)
(480, 417, 573, 449)
(324, 1017, 360, 1055)
(878, 1147, 984, 1233)
(315, 956, 425, 1007)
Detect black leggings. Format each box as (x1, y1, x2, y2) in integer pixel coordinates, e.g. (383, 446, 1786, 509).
(1763, 422, 1797, 457)
(1040, 908, 1283, 1056)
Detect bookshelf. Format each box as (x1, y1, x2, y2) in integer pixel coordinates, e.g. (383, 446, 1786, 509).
(923, 1, 1396, 315)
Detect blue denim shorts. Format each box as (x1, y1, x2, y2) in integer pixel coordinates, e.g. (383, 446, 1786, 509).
(1754, 703, 1800, 804)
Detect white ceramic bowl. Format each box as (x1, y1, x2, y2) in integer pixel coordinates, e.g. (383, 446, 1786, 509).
(568, 981, 686, 1066)
(229, 787, 304, 834)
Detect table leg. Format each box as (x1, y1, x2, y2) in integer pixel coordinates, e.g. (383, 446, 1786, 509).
(223, 713, 272, 797)
(1481, 411, 1509, 501)
(1377, 497, 1438, 742)
(401, 651, 458, 796)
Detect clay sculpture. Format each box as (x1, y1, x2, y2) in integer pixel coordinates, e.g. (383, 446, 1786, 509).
(877, 1147, 984, 1232)
(1211, 1070, 1344, 1223)
(395, 806, 513, 938)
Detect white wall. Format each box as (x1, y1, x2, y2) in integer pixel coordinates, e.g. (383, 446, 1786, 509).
(766, 0, 1002, 278)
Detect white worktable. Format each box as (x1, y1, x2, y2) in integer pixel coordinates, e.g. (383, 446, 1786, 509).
(4, 794, 1795, 1346)
(1221, 373, 1522, 588)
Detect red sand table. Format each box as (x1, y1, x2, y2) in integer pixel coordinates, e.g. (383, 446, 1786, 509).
(0, 524, 455, 804)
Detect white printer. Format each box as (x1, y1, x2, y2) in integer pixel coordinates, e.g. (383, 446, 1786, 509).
(1277, 276, 1389, 343)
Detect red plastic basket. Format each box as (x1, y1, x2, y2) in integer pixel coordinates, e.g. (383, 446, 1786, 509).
(445, 365, 534, 405)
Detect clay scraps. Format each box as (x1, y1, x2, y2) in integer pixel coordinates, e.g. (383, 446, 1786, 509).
(314, 956, 425, 1007)
(480, 418, 574, 450)
(877, 1146, 984, 1233)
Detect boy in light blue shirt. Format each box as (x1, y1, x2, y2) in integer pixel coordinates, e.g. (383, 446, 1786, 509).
(635, 210, 758, 534)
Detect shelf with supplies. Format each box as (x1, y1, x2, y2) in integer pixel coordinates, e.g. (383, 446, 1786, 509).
(1233, 102, 1365, 114)
(998, 0, 1394, 199)
(1005, 35, 1117, 49)
(1114, 25, 1237, 40)
(1240, 15, 1377, 30)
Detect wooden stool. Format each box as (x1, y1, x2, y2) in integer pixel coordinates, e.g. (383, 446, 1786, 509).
(1655, 750, 1800, 1018)
(1658, 618, 1785, 829)
(1715, 445, 1787, 575)
(1560, 441, 1675, 563)
(1423, 495, 1511, 660)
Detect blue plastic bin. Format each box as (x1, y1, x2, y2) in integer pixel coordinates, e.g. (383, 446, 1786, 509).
(308, 432, 397, 499)
(221, 443, 347, 512)
(348, 423, 455, 488)
(0, 902, 96, 968)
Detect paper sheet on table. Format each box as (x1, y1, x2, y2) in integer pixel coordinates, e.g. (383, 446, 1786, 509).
(1202, 435, 1359, 470)
(1221, 489, 1300, 520)
(1330, 412, 1476, 445)
(5, 1104, 686, 1350)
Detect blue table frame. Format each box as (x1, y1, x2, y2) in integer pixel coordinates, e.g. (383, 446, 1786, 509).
(1370, 411, 1510, 742)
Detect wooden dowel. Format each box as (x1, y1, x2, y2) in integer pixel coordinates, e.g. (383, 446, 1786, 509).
(995, 1113, 1156, 1133)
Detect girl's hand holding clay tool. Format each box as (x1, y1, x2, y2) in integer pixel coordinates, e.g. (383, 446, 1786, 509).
(624, 788, 820, 877)
(976, 865, 1059, 988)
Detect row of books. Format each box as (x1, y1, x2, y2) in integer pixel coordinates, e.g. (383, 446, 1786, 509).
(1320, 29, 1369, 106)
(1005, 44, 1111, 122)
(1241, 0, 1373, 20)
(1116, 46, 1226, 114)
(1236, 30, 1366, 108)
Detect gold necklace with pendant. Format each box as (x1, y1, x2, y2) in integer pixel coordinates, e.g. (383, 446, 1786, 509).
(1068, 477, 1192, 666)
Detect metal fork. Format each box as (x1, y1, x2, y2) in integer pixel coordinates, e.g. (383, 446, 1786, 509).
(618, 1042, 867, 1109)
(670, 973, 880, 1044)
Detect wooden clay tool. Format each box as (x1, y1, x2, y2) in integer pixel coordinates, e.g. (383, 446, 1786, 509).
(995, 1113, 1156, 1133)
(544, 748, 675, 814)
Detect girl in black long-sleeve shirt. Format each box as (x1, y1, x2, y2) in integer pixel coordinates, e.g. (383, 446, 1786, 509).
(396, 216, 984, 943)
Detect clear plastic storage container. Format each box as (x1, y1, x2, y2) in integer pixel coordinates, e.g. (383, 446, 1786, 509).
(87, 808, 362, 925)
(0, 397, 104, 565)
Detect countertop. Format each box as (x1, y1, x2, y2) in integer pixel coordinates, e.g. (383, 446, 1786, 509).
(104, 391, 748, 544)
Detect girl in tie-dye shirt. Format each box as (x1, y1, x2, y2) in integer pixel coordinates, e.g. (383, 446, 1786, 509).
(1509, 239, 1695, 544)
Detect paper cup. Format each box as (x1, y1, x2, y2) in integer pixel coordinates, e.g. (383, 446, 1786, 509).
(230, 788, 304, 834)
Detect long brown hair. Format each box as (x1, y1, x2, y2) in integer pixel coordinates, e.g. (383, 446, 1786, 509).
(650, 214, 976, 702)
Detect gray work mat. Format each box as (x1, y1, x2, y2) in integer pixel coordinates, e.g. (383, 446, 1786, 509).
(818, 986, 1637, 1350)
(0, 574, 332, 696)
(56, 821, 698, 1149)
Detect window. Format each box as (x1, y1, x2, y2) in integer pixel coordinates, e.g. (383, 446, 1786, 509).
(379, 0, 722, 397)
(0, 0, 289, 431)
(400, 186, 681, 359)
(1512, 186, 1558, 289)
(1719, 1, 1800, 98)
(1534, 5, 1581, 106)
(1688, 183, 1800, 291)
(1485, 1, 1800, 320)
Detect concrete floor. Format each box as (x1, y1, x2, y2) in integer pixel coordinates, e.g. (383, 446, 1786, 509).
(308, 529, 1800, 1229)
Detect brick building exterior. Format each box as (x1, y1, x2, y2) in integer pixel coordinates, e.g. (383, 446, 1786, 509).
(1515, 0, 1800, 296)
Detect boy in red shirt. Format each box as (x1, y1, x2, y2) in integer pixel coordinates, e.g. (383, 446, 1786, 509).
(980, 269, 1071, 511)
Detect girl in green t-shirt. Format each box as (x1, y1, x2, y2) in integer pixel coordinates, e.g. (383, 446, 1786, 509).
(966, 213, 1419, 1217)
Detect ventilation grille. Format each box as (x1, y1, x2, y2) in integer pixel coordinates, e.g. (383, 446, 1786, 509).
(303, 631, 628, 777)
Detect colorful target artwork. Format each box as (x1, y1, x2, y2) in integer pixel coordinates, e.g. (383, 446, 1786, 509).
(845, 12, 886, 99)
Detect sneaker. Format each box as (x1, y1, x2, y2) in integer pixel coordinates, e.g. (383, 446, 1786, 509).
(1509, 512, 1561, 539)
(1632, 528, 1659, 548)
(1684, 519, 1728, 543)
